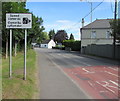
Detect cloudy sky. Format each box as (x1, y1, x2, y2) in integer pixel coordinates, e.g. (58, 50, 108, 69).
(26, 1, 117, 40)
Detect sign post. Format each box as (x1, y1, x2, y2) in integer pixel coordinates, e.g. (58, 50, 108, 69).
(24, 29, 27, 80)
(6, 13, 32, 80)
(9, 29, 12, 78)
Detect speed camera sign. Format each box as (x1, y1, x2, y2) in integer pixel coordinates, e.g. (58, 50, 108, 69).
(6, 13, 32, 29)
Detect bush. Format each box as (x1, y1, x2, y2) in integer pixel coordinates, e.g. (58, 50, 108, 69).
(52, 45, 65, 50)
(63, 40, 81, 51)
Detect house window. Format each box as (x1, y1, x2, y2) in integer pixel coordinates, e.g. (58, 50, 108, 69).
(91, 31, 96, 38)
(106, 31, 111, 39)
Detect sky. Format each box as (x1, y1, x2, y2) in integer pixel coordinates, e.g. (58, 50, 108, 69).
(26, 1, 116, 40)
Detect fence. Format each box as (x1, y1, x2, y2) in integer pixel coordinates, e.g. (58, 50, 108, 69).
(81, 44, 120, 60)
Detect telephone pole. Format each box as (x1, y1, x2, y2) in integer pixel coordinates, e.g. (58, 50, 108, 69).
(113, 0, 117, 59)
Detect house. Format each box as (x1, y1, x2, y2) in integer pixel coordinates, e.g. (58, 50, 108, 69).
(80, 19, 120, 59)
(41, 39, 56, 49)
(80, 19, 113, 48)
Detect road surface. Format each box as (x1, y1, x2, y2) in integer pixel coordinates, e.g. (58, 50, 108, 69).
(35, 48, 119, 100)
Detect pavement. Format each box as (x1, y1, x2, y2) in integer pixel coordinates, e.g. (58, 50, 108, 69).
(35, 48, 119, 100)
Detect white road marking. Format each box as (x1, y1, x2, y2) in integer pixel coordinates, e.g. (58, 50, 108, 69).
(82, 68, 95, 73)
(108, 67, 118, 71)
(96, 81, 116, 94)
(109, 80, 120, 88)
(104, 71, 119, 78)
(82, 68, 89, 72)
(88, 81, 94, 87)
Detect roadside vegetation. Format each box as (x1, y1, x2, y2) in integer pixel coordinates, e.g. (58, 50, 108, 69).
(2, 2, 46, 99)
(2, 49, 37, 99)
(63, 40, 81, 51)
(2, 2, 48, 58)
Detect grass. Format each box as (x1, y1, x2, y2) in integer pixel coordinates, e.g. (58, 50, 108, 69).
(2, 49, 38, 99)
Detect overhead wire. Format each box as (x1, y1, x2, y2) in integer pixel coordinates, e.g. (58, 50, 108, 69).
(65, 0, 104, 31)
(110, 0, 114, 13)
(83, 0, 104, 19)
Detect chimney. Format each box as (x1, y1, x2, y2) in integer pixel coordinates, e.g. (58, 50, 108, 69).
(82, 18, 84, 27)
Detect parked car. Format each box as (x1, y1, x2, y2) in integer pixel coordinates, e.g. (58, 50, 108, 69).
(32, 43, 40, 48)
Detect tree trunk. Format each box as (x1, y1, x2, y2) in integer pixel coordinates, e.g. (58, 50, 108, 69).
(14, 42, 17, 57)
(5, 40, 8, 59)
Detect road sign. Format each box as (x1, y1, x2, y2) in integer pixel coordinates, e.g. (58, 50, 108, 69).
(6, 13, 32, 80)
(6, 13, 32, 29)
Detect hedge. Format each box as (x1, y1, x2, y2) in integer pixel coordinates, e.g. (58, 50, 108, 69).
(63, 40, 81, 51)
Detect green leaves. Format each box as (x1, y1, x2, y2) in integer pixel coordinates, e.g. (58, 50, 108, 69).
(63, 40, 81, 51)
(54, 30, 68, 43)
(110, 19, 120, 40)
(48, 29, 55, 39)
(2, 2, 45, 56)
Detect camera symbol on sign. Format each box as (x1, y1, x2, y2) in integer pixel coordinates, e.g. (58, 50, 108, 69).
(23, 18, 31, 24)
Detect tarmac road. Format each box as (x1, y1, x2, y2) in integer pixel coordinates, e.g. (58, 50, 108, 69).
(35, 48, 119, 100)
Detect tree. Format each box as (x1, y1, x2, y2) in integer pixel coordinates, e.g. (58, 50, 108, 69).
(36, 31, 49, 43)
(2, 2, 45, 58)
(110, 19, 120, 41)
(2, 2, 12, 58)
(54, 30, 68, 43)
(41, 32, 49, 40)
(11, 2, 29, 56)
(48, 29, 55, 39)
(27, 15, 45, 44)
(2, 2, 30, 57)
(69, 33, 74, 40)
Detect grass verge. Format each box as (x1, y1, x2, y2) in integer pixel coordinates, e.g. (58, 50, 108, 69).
(2, 49, 37, 99)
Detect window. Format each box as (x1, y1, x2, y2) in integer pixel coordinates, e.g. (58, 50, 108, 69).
(106, 31, 111, 39)
(91, 31, 96, 38)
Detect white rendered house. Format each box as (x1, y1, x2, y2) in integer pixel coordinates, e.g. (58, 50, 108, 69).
(41, 39, 56, 49)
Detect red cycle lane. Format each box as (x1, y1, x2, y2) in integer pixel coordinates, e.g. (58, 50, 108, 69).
(63, 65, 119, 100)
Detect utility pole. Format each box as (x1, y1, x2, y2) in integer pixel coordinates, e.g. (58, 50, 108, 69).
(90, 2, 92, 24)
(90, 2, 92, 45)
(113, 0, 117, 59)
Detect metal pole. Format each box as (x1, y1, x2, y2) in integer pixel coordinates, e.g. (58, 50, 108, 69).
(9, 29, 12, 78)
(24, 29, 27, 80)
